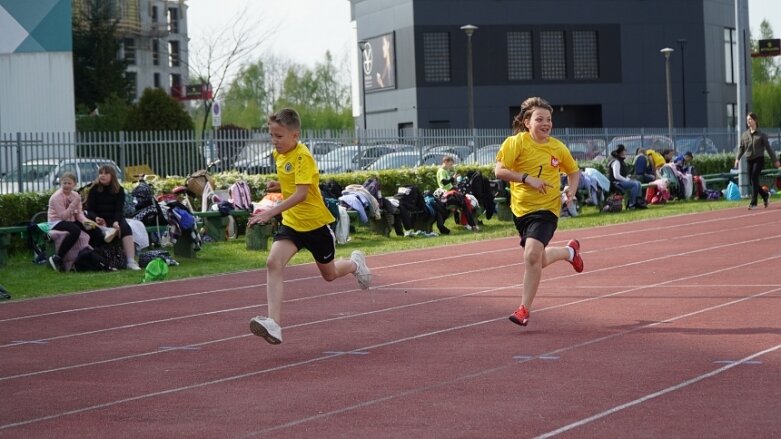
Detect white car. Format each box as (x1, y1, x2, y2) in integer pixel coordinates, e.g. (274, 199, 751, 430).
(0, 158, 122, 194)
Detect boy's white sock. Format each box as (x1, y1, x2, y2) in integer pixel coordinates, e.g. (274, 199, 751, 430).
(567, 246, 575, 262)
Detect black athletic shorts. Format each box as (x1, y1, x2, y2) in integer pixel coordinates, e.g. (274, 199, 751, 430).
(513, 210, 559, 248)
(273, 224, 336, 264)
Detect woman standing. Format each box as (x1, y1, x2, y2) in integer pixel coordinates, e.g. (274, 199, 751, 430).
(735, 112, 780, 209)
(85, 165, 141, 270)
(495, 97, 584, 328)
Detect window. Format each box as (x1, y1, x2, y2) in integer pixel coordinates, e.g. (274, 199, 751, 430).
(123, 38, 136, 65)
(154, 73, 161, 88)
(540, 31, 566, 80)
(573, 31, 599, 79)
(726, 103, 737, 129)
(152, 39, 159, 66)
(126, 71, 137, 98)
(169, 40, 180, 67)
(724, 28, 737, 84)
(151, 5, 158, 22)
(507, 31, 533, 81)
(168, 7, 179, 34)
(423, 32, 451, 82)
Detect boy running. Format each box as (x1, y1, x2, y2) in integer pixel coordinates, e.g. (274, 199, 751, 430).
(248, 108, 372, 344)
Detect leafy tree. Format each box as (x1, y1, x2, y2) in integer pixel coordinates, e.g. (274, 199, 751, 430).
(124, 88, 194, 131)
(751, 20, 781, 131)
(187, 6, 276, 137)
(72, 0, 131, 110)
(75, 94, 132, 132)
(274, 52, 354, 130)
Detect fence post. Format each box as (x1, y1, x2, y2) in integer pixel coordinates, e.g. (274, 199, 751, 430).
(119, 131, 126, 172)
(15, 132, 22, 190)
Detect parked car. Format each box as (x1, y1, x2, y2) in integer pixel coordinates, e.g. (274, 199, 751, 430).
(305, 140, 343, 159)
(423, 145, 474, 160)
(319, 145, 402, 174)
(233, 142, 276, 174)
(566, 138, 606, 161)
(604, 135, 674, 160)
(0, 158, 123, 194)
(675, 136, 718, 155)
(464, 144, 500, 165)
(366, 151, 460, 171)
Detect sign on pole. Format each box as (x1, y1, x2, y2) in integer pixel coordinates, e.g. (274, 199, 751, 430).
(212, 101, 222, 128)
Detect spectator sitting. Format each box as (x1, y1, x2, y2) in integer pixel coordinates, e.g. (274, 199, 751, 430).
(608, 145, 646, 209)
(436, 155, 457, 190)
(633, 148, 656, 183)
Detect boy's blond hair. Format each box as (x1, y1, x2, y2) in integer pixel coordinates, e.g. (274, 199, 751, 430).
(268, 108, 301, 131)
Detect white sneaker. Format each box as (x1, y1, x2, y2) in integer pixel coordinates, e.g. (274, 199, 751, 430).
(250, 316, 282, 344)
(103, 227, 118, 243)
(126, 259, 141, 271)
(350, 250, 372, 289)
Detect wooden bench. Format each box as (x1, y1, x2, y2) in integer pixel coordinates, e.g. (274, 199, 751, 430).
(192, 209, 251, 242)
(0, 223, 171, 267)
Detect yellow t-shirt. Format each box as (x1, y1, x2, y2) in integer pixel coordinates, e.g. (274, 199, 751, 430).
(646, 150, 665, 169)
(496, 132, 578, 218)
(273, 143, 335, 232)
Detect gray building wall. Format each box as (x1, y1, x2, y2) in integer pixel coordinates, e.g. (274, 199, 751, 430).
(350, 0, 750, 131)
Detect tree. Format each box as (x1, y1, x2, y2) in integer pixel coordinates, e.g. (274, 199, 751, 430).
(187, 7, 276, 137)
(751, 20, 780, 84)
(274, 52, 354, 130)
(72, 0, 131, 111)
(751, 20, 781, 131)
(75, 94, 131, 132)
(124, 88, 194, 131)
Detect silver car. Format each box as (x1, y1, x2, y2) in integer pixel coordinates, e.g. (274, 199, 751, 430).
(0, 158, 122, 194)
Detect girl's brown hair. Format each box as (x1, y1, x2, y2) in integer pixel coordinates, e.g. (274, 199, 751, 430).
(94, 165, 122, 194)
(747, 111, 759, 128)
(511, 97, 554, 134)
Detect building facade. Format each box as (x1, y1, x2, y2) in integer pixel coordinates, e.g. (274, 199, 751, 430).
(349, 0, 751, 131)
(114, 0, 190, 101)
(0, 0, 76, 138)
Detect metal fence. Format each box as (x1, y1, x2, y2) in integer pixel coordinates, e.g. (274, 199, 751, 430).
(2, 127, 780, 194)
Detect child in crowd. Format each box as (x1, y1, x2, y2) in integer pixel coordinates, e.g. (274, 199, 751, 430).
(46, 172, 108, 271)
(494, 97, 584, 328)
(248, 108, 372, 345)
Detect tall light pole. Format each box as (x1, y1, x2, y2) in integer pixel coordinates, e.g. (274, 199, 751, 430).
(358, 40, 369, 132)
(677, 39, 687, 128)
(460, 24, 478, 132)
(660, 47, 675, 144)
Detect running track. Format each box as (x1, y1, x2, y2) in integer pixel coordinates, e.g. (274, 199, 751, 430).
(1, 207, 779, 438)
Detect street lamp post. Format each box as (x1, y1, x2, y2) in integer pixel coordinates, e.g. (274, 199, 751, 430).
(660, 47, 675, 143)
(677, 39, 688, 128)
(460, 25, 478, 132)
(358, 41, 369, 132)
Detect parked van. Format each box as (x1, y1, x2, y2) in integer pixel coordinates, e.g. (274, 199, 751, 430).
(0, 158, 123, 195)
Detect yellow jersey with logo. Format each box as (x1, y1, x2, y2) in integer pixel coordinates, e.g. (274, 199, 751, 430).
(273, 143, 335, 232)
(496, 132, 578, 218)
(646, 149, 665, 169)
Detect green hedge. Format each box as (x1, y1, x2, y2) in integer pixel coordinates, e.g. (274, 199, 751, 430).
(0, 153, 749, 257)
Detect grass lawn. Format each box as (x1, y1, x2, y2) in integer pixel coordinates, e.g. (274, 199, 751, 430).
(0, 199, 748, 300)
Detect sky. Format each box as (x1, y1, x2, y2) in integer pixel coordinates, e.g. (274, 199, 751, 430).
(185, 0, 781, 77)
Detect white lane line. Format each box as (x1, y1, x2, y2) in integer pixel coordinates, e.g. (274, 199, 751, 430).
(1, 210, 770, 323)
(534, 343, 781, 439)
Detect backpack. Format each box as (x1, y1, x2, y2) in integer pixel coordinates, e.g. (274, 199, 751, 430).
(143, 258, 169, 283)
(363, 177, 381, 199)
(602, 194, 623, 213)
(320, 179, 343, 199)
(74, 247, 112, 272)
(131, 181, 156, 211)
(229, 180, 252, 210)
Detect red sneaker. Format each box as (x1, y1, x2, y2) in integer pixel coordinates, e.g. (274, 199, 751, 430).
(567, 239, 584, 273)
(509, 305, 530, 326)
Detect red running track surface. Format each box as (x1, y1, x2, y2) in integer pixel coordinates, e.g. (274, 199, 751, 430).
(1, 207, 780, 438)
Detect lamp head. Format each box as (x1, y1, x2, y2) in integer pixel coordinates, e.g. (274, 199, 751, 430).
(460, 24, 478, 37)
